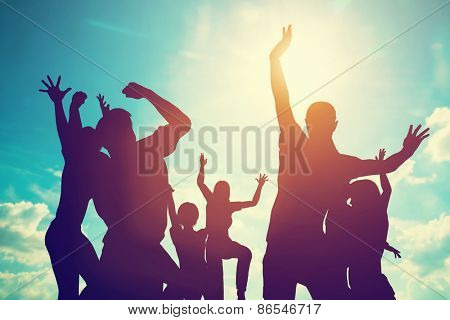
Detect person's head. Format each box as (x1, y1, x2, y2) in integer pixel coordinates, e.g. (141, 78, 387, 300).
(177, 202, 199, 228)
(95, 108, 135, 153)
(305, 102, 338, 140)
(213, 180, 230, 201)
(80, 126, 101, 153)
(349, 180, 381, 209)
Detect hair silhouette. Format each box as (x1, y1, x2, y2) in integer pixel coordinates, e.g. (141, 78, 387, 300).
(178, 202, 200, 227)
(213, 181, 231, 201)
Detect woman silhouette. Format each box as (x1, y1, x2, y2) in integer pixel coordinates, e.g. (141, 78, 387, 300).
(197, 153, 267, 300)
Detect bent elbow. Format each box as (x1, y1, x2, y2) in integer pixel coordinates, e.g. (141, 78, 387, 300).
(178, 120, 191, 137)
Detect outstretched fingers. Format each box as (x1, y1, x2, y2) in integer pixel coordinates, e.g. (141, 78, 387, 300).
(200, 153, 207, 165)
(46, 75, 54, 87)
(412, 124, 422, 136)
(420, 134, 430, 142)
(378, 148, 386, 160)
(256, 173, 268, 183)
(41, 79, 50, 89)
(418, 127, 430, 139)
(407, 124, 413, 136)
(97, 93, 107, 107)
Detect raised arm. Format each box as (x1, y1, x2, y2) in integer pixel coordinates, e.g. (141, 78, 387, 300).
(348, 125, 430, 179)
(167, 185, 178, 227)
(270, 25, 303, 133)
(122, 82, 191, 157)
(96, 94, 110, 117)
(230, 174, 268, 211)
(68, 91, 87, 132)
(197, 153, 213, 201)
(122, 82, 191, 132)
(39, 75, 72, 149)
(376, 149, 392, 205)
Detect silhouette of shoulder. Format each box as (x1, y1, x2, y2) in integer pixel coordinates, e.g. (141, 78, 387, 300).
(137, 124, 183, 158)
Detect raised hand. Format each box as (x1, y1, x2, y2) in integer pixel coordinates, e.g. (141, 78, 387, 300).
(39, 75, 71, 103)
(403, 125, 430, 155)
(270, 25, 292, 59)
(71, 91, 87, 109)
(375, 148, 386, 161)
(122, 82, 149, 99)
(256, 173, 269, 185)
(96, 93, 110, 115)
(200, 153, 207, 167)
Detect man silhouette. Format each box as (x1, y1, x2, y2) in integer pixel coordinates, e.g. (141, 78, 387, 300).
(264, 25, 430, 299)
(90, 82, 191, 299)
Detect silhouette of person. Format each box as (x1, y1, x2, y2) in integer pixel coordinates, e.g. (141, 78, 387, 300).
(167, 186, 207, 299)
(89, 82, 191, 299)
(264, 25, 430, 299)
(39, 76, 101, 299)
(345, 149, 401, 299)
(197, 153, 268, 300)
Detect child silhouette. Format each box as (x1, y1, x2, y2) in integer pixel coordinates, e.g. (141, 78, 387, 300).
(347, 149, 401, 299)
(197, 153, 268, 300)
(167, 187, 207, 299)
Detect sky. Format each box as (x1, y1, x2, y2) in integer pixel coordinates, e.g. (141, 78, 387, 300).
(0, 0, 449, 300)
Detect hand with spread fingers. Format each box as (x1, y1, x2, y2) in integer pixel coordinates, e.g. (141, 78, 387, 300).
(39, 75, 71, 103)
(402, 124, 430, 156)
(256, 173, 269, 186)
(96, 93, 110, 115)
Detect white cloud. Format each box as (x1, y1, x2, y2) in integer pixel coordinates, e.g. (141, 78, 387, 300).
(46, 168, 62, 178)
(389, 159, 436, 187)
(354, 159, 436, 190)
(0, 201, 51, 266)
(383, 213, 450, 299)
(30, 184, 60, 207)
(389, 213, 450, 253)
(425, 107, 450, 163)
(0, 270, 56, 300)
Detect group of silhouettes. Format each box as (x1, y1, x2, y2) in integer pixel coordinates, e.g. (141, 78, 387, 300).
(40, 26, 430, 300)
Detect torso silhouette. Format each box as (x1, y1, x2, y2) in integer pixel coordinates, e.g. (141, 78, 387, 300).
(351, 203, 389, 275)
(206, 199, 240, 240)
(268, 124, 371, 271)
(171, 227, 206, 272)
(95, 126, 172, 246)
(91, 125, 175, 298)
(56, 138, 102, 228)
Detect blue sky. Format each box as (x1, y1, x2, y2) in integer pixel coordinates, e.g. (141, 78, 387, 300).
(0, 0, 449, 299)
